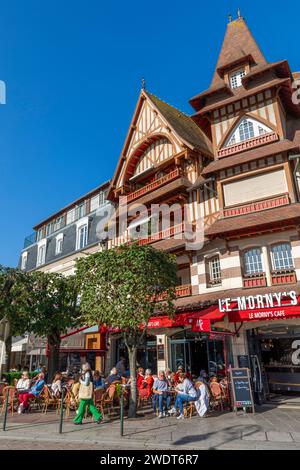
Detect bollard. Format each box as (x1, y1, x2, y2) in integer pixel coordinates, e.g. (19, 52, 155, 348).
(120, 387, 124, 437)
(2, 390, 9, 431)
(59, 388, 65, 434)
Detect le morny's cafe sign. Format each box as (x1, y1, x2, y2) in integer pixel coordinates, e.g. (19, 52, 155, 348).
(218, 290, 300, 322)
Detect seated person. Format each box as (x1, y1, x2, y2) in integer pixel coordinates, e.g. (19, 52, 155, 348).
(169, 372, 198, 420)
(93, 371, 105, 389)
(138, 369, 154, 398)
(115, 356, 126, 377)
(16, 371, 31, 393)
(136, 367, 145, 389)
(51, 372, 62, 397)
(0, 374, 8, 384)
(194, 380, 209, 417)
(174, 366, 192, 384)
(18, 372, 45, 414)
(107, 367, 121, 385)
(152, 370, 171, 418)
(197, 369, 209, 385)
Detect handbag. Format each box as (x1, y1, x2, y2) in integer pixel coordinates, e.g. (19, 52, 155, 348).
(79, 382, 93, 400)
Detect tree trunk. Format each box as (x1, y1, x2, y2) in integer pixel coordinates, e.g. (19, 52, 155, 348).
(127, 345, 137, 419)
(47, 332, 61, 382)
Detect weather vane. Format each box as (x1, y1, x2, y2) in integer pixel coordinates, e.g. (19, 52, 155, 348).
(237, 8, 241, 18)
(228, 14, 232, 22)
(141, 77, 146, 90)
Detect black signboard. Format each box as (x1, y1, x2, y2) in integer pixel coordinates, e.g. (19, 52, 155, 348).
(229, 367, 255, 413)
(238, 355, 250, 369)
(157, 344, 165, 361)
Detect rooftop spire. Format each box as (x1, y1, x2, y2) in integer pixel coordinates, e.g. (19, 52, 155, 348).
(141, 77, 146, 90)
(211, 16, 267, 87)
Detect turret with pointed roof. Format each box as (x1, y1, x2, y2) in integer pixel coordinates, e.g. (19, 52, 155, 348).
(211, 16, 267, 88)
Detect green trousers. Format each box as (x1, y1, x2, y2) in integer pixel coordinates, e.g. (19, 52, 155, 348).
(73, 399, 102, 424)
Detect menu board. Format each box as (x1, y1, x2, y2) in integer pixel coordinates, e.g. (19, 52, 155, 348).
(229, 368, 255, 413)
(157, 344, 165, 360)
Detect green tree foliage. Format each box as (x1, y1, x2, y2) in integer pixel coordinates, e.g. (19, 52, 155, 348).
(76, 243, 177, 417)
(0, 266, 29, 372)
(20, 271, 80, 381)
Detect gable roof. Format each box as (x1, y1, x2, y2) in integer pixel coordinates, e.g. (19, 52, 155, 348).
(108, 89, 213, 198)
(144, 91, 213, 155)
(211, 16, 267, 88)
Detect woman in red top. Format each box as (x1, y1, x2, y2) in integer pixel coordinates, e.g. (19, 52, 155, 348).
(138, 369, 154, 398)
(137, 367, 145, 389)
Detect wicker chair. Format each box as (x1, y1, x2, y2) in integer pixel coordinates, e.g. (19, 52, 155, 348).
(94, 388, 105, 416)
(209, 382, 223, 411)
(41, 386, 59, 413)
(1, 386, 17, 415)
(101, 384, 116, 417)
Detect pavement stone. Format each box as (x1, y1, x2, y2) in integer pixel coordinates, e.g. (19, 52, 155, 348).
(242, 431, 267, 441)
(266, 431, 293, 443)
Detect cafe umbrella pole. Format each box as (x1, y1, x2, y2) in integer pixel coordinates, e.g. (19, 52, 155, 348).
(2, 390, 9, 431)
(59, 388, 65, 434)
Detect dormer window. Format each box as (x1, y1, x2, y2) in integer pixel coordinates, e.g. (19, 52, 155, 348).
(230, 69, 246, 89)
(225, 117, 272, 147)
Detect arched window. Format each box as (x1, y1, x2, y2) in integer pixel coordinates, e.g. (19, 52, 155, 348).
(243, 248, 264, 275)
(226, 117, 273, 147)
(270, 243, 294, 271)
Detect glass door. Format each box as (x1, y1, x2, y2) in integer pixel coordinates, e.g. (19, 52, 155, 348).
(171, 340, 190, 372)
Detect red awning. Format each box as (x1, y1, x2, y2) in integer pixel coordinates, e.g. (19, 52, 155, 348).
(229, 305, 300, 323)
(147, 304, 225, 330)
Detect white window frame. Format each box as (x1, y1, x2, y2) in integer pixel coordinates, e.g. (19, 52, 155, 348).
(225, 117, 273, 147)
(37, 240, 47, 267)
(55, 233, 64, 255)
(230, 68, 246, 89)
(21, 252, 28, 270)
(270, 243, 294, 271)
(76, 217, 89, 250)
(243, 248, 264, 275)
(208, 256, 222, 285)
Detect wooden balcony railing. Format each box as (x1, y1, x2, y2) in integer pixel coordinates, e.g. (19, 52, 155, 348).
(127, 168, 181, 203)
(271, 269, 297, 285)
(175, 284, 192, 297)
(224, 194, 289, 218)
(217, 132, 278, 158)
(137, 222, 186, 246)
(156, 284, 192, 301)
(243, 272, 267, 288)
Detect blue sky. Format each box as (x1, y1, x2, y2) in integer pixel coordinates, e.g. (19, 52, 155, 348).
(0, 0, 299, 267)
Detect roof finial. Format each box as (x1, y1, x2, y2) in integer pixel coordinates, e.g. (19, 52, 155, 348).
(237, 8, 241, 18)
(228, 13, 232, 23)
(141, 77, 146, 90)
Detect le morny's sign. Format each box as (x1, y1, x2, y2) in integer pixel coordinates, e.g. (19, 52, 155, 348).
(218, 290, 300, 322)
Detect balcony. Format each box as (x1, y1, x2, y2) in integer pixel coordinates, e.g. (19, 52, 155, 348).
(24, 233, 37, 249)
(137, 222, 186, 246)
(217, 132, 278, 158)
(156, 284, 192, 301)
(175, 284, 192, 297)
(127, 168, 181, 203)
(223, 194, 290, 218)
(271, 269, 297, 285)
(243, 272, 267, 288)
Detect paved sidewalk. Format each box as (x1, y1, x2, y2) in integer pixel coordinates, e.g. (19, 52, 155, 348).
(1, 405, 300, 450)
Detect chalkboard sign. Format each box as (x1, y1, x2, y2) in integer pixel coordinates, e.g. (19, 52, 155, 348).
(229, 368, 255, 414)
(238, 355, 250, 369)
(157, 344, 165, 360)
